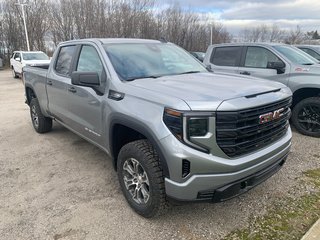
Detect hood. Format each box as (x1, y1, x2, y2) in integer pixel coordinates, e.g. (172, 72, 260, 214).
(292, 64, 320, 74)
(22, 59, 51, 66)
(128, 72, 286, 110)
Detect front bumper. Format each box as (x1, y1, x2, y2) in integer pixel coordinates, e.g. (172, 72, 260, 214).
(162, 127, 291, 201)
(200, 154, 287, 202)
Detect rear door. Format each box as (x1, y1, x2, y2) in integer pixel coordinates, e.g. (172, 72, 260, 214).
(47, 45, 78, 124)
(66, 44, 106, 146)
(238, 46, 289, 86)
(207, 46, 242, 74)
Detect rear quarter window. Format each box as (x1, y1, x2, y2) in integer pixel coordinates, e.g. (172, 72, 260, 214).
(210, 46, 242, 67)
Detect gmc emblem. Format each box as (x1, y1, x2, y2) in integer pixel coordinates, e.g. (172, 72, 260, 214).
(259, 108, 284, 124)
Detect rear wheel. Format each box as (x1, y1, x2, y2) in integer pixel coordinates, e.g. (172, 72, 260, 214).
(30, 98, 52, 133)
(292, 97, 320, 137)
(12, 67, 18, 78)
(117, 139, 167, 218)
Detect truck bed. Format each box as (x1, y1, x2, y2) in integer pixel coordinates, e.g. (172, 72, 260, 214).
(23, 65, 49, 114)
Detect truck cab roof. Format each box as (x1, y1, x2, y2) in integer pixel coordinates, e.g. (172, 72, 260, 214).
(61, 38, 163, 46)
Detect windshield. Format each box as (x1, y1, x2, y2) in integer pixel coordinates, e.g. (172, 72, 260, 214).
(312, 46, 320, 52)
(104, 43, 207, 81)
(22, 52, 49, 61)
(273, 45, 317, 65)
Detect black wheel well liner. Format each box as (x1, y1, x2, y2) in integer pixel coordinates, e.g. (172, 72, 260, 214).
(25, 85, 37, 105)
(292, 88, 320, 107)
(109, 119, 170, 178)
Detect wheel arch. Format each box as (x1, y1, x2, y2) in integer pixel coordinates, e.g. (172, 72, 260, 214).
(292, 87, 320, 107)
(25, 84, 37, 105)
(109, 117, 170, 178)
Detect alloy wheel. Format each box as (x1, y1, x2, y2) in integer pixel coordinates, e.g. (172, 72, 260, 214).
(297, 104, 320, 133)
(122, 158, 150, 204)
(31, 105, 39, 129)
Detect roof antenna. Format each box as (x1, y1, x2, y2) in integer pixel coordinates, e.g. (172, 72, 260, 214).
(159, 37, 167, 43)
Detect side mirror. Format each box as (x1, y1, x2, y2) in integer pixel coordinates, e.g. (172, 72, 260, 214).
(206, 64, 213, 72)
(267, 61, 285, 70)
(15, 57, 21, 62)
(267, 61, 285, 74)
(71, 71, 100, 87)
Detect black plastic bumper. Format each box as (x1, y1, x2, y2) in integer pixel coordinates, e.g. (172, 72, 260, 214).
(197, 154, 288, 202)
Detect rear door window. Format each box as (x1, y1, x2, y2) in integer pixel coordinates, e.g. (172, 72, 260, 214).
(245, 47, 283, 68)
(55, 45, 76, 76)
(210, 46, 242, 67)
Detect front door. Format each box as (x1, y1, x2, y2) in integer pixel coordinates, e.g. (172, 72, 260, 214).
(13, 52, 22, 74)
(237, 46, 289, 86)
(67, 45, 106, 146)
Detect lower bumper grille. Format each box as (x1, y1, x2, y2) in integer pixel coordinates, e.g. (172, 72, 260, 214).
(197, 154, 287, 201)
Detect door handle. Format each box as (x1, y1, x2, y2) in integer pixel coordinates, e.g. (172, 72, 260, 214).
(68, 87, 77, 93)
(47, 80, 53, 85)
(240, 71, 251, 75)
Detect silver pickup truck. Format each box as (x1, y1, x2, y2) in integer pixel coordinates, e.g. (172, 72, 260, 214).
(204, 43, 320, 137)
(24, 39, 292, 217)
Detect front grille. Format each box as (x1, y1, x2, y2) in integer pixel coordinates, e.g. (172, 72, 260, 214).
(216, 97, 292, 157)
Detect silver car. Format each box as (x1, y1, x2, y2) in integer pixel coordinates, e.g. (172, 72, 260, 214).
(296, 45, 320, 61)
(204, 43, 320, 137)
(24, 39, 292, 217)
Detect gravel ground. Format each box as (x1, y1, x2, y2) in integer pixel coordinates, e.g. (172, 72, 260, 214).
(0, 69, 319, 240)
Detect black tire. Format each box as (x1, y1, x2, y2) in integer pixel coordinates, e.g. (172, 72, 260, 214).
(117, 139, 167, 218)
(30, 98, 53, 133)
(291, 97, 320, 137)
(12, 67, 18, 79)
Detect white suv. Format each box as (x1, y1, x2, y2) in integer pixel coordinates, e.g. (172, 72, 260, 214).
(10, 51, 50, 78)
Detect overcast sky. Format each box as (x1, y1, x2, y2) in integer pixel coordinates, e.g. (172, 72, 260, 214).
(162, 0, 320, 34)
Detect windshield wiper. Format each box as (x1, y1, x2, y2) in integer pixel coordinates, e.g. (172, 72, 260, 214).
(126, 75, 160, 81)
(302, 63, 314, 65)
(175, 71, 202, 75)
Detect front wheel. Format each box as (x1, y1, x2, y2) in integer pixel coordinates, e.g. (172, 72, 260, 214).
(117, 140, 167, 218)
(30, 98, 53, 133)
(291, 97, 320, 137)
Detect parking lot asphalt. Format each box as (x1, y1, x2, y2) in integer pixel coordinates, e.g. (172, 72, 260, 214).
(0, 69, 319, 240)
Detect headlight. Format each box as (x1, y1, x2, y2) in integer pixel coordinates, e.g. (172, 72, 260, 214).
(163, 108, 214, 153)
(163, 108, 183, 140)
(188, 118, 208, 137)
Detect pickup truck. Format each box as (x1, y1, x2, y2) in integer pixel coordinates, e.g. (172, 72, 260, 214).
(204, 43, 320, 137)
(24, 38, 292, 218)
(10, 51, 50, 78)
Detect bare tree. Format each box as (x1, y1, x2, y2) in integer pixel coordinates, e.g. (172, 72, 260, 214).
(49, 0, 76, 44)
(25, 0, 50, 51)
(269, 24, 285, 42)
(240, 24, 286, 43)
(284, 25, 305, 44)
(0, 0, 232, 62)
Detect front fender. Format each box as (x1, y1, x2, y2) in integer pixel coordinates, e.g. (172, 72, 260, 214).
(109, 113, 170, 178)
